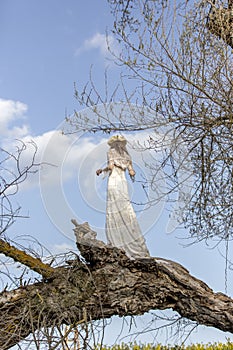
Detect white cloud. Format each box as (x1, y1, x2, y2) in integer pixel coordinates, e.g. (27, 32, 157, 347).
(3, 126, 106, 193)
(0, 98, 29, 138)
(75, 32, 117, 59)
(38, 130, 101, 186)
(51, 242, 76, 255)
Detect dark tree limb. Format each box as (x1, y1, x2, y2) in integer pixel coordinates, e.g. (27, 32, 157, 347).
(0, 221, 233, 349)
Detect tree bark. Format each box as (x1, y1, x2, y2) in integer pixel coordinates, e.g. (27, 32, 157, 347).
(0, 222, 233, 349)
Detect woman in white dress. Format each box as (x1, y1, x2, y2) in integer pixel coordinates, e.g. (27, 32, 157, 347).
(96, 135, 150, 259)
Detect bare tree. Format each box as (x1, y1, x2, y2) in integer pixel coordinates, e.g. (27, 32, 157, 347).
(0, 140, 40, 236)
(68, 0, 233, 243)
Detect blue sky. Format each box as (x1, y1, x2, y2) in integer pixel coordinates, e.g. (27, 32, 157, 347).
(0, 0, 233, 346)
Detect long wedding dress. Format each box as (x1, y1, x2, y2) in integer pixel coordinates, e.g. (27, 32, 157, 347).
(106, 147, 150, 259)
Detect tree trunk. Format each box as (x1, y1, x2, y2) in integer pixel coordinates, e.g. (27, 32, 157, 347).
(0, 222, 233, 349)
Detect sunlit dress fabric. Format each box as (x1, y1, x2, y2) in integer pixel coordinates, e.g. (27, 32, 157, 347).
(106, 148, 150, 259)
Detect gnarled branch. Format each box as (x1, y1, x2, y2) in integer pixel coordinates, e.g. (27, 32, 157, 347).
(0, 222, 233, 349)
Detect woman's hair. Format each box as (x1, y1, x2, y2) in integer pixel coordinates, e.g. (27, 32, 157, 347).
(110, 141, 129, 157)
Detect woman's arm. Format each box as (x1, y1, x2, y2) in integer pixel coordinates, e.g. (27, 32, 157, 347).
(96, 162, 114, 176)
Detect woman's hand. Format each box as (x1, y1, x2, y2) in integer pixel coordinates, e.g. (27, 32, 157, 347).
(129, 169, 135, 177)
(108, 163, 114, 171)
(96, 169, 102, 176)
(129, 169, 135, 182)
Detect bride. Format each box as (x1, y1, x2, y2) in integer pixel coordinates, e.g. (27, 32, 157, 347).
(96, 135, 150, 259)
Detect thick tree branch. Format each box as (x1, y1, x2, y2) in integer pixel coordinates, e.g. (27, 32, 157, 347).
(0, 222, 233, 349)
(0, 239, 56, 279)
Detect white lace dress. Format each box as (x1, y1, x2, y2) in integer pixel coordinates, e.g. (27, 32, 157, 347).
(106, 148, 150, 259)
